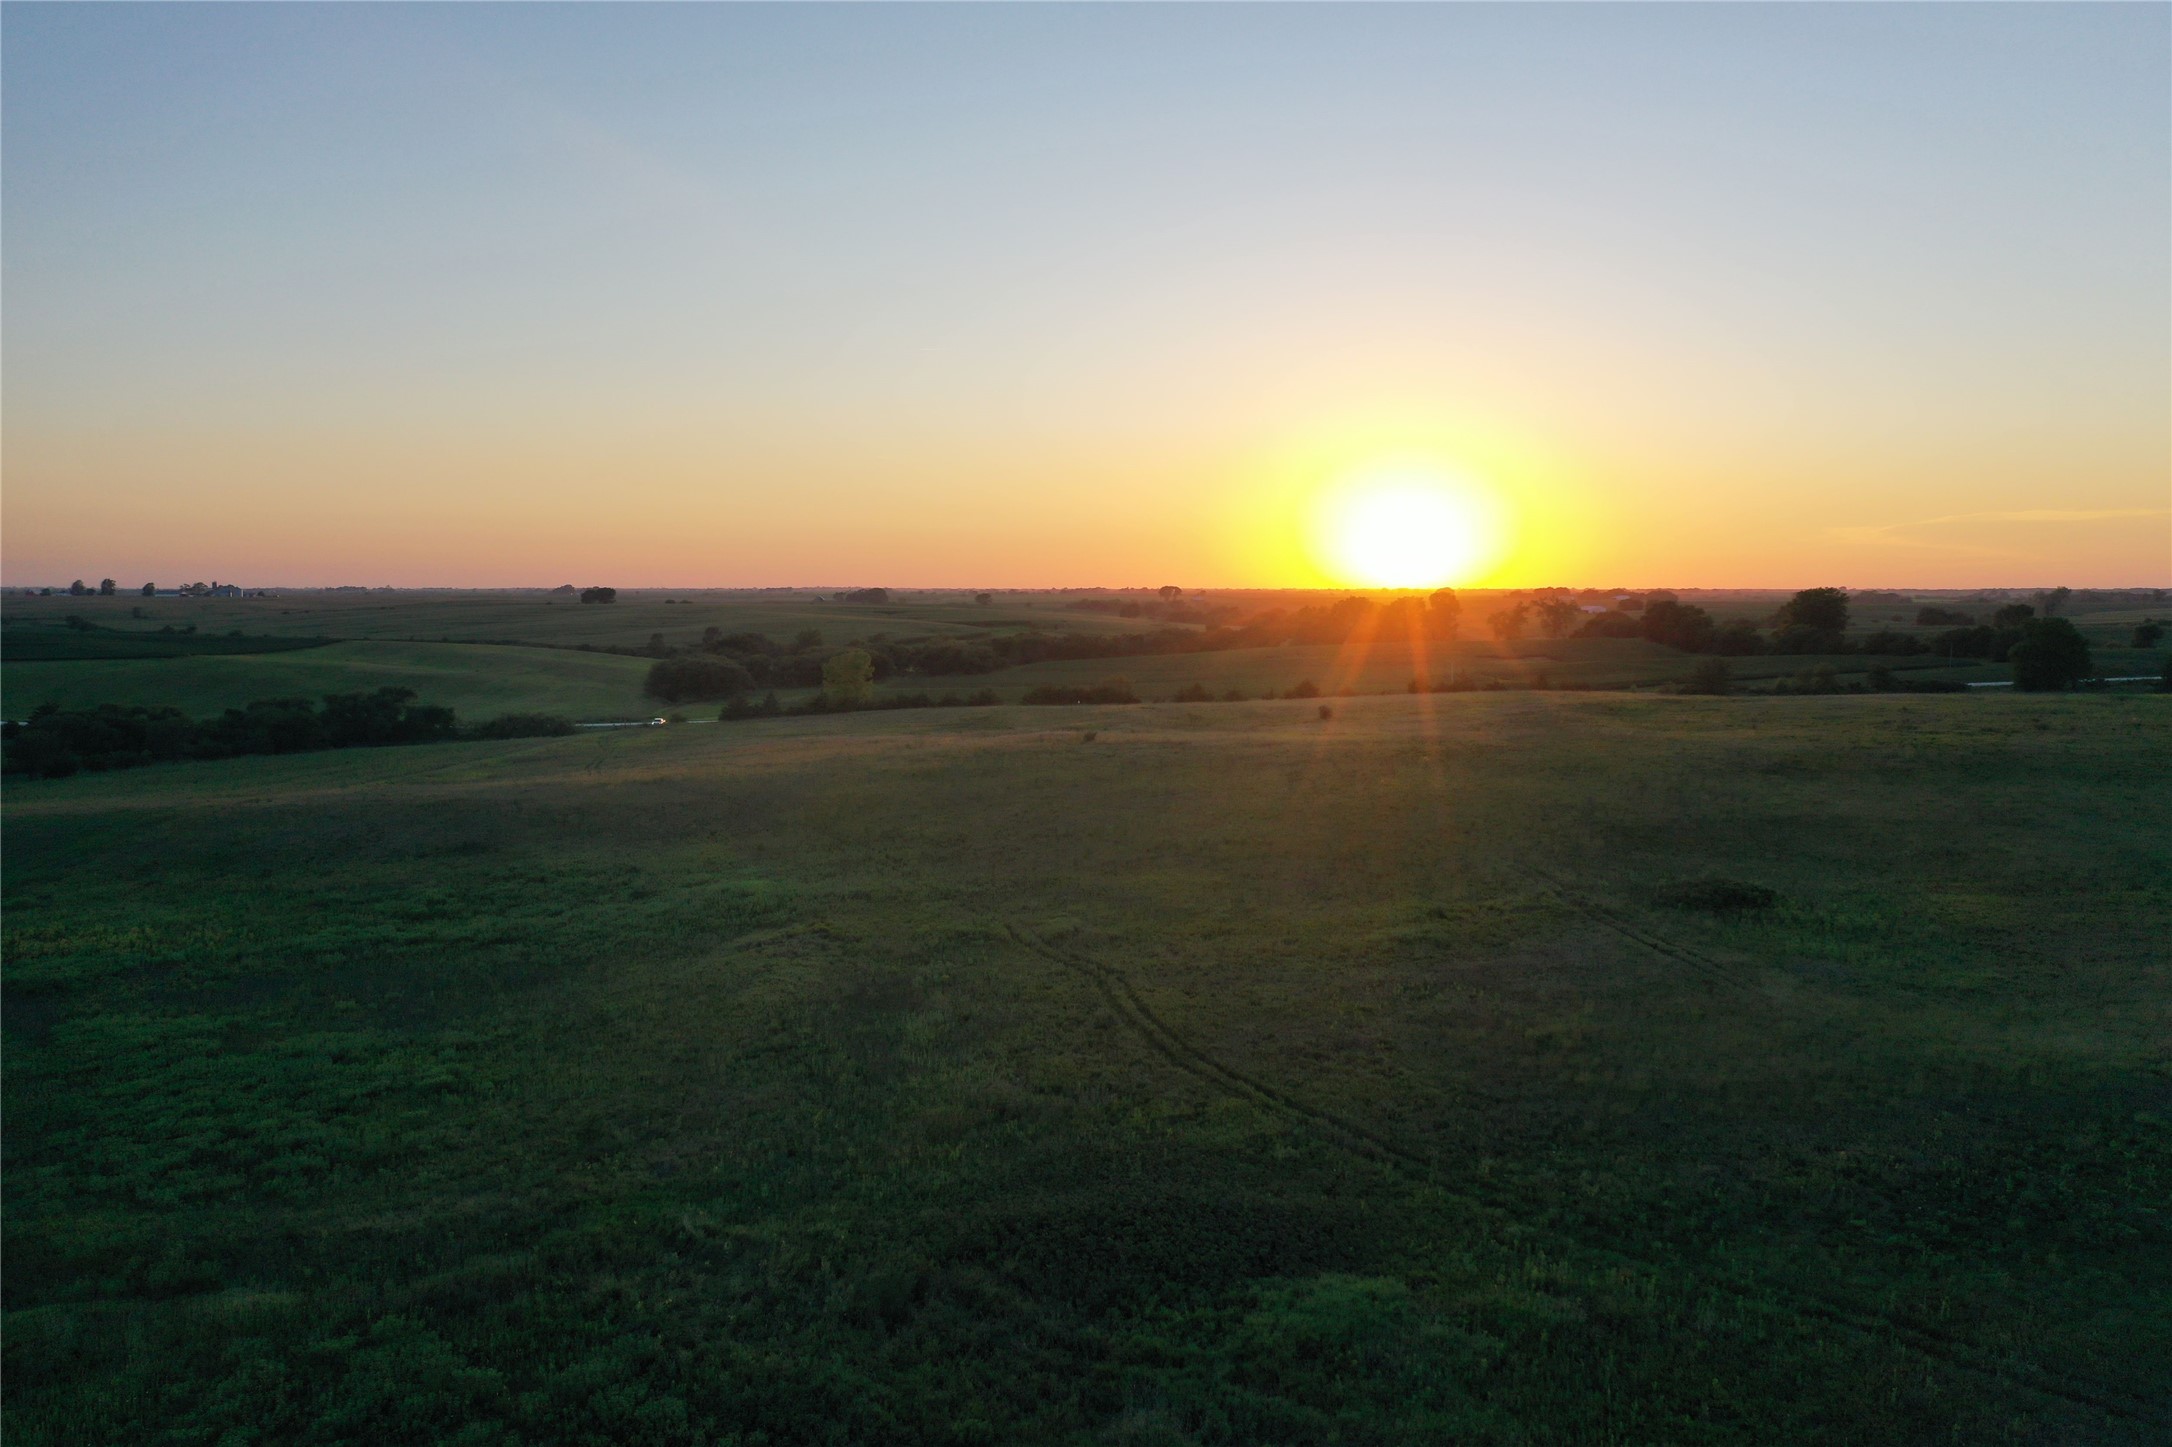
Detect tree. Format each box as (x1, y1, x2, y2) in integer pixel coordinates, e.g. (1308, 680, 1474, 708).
(1158, 585, 1183, 602)
(579, 586, 617, 604)
(822, 648, 875, 706)
(974, 593, 992, 606)
(1534, 597, 1581, 638)
(140, 582, 156, 597)
(1640, 598, 1715, 652)
(2032, 586, 2071, 618)
(1710, 618, 1765, 655)
(1487, 603, 1529, 641)
(793, 629, 823, 650)
(1427, 588, 1461, 638)
(2008, 617, 2093, 691)
(98, 578, 116, 596)
(2132, 621, 2164, 649)
(68, 579, 88, 596)
(1682, 658, 1732, 695)
(1991, 602, 2035, 631)
(1774, 587, 1848, 634)
(645, 656, 756, 703)
(1576, 610, 1642, 640)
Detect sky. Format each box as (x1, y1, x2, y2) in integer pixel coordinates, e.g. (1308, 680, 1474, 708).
(4, 4, 2166, 589)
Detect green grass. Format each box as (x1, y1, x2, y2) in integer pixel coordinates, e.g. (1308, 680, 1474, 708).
(886, 635, 1996, 700)
(0, 590, 1170, 652)
(3, 641, 656, 722)
(6, 694, 2169, 1443)
(11, 594, 2158, 724)
(0, 626, 336, 663)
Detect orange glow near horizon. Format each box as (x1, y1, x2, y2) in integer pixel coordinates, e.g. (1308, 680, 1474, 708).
(1314, 462, 1507, 589)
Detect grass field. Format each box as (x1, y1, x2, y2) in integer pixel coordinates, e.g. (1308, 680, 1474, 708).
(6, 692, 2167, 1443)
(3, 641, 656, 723)
(885, 636, 2004, 701)
(7, 594, 2161, 728)
(0, 590, 1170, 652)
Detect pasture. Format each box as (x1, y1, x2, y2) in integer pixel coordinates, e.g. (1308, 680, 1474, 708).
(5, 692, 2167, 1443)
(883, 636, 2000, 701)
(0, 590, 1167, 653)
(6, 593, 2161, 727)
(3, 641, 657, 723)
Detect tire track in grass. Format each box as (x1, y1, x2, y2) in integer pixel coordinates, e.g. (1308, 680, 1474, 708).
(1003, 924, 1433, 1170)
(1004, 921, 2166, 1431)
(1522, 865, 1755, 993)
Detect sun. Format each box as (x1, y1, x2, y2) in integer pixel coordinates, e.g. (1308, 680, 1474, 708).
(1319, 465, 1500, 588)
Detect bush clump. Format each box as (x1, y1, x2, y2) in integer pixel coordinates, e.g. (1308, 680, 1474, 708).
(2009, 618, 2093, 691)
(466, 713, 577, 740)
(1680, 659, 1732, 695)
(3, 688, 458, 779)
(1020, 679, 1139, 706)
(1653, 878, 1779, 912)
(645, 656, 757, 703)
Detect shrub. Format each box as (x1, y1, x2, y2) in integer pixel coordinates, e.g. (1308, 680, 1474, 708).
(1867, 665, 1967, 694)
(1773, 587, 1849, 634)
(822, 648, 876, 706)
(1317, 704, 1334, 720)
(1283, 680, 1321, 699)
(3, 689, 461, 778)
(579, 586, 617, 604)
(467, 713, 576, 740)
(2009, 618, 2092, 691)
(1654, 878, 1778, 912)
(1859, 629, 1926, 656)
(318, 688, 456, 746)
(1575, 610, 1643, 639)
(1710, 619, 1766, 655)
(1172, 683, 1214, 703)
(2133, 621, 2165, 649)
(1931, 625, 2004, 660)
(1772, 664, 1842, 695)
(1641, 599, 1715, 652)
(1681, 658, 1732, 695)
(1768, 624, 1845, 655)
(645, 656, 756, 703)
(720, 692, 786, 720)
(1020, 679, 1139, 706)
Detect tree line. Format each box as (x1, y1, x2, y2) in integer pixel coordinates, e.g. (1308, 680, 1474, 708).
(3, 689, 573, 779)
(636, 586, 2133, 706)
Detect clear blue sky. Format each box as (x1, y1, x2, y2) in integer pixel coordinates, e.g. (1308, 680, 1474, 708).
(5, 3, 2165, 586)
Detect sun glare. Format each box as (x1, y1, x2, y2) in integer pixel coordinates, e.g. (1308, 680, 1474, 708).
(1320, 466, 1500, 588)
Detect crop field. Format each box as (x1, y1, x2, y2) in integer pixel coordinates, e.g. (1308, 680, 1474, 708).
(5, 692, 2167, 1443)
(884, 636, 2001, 702)
(7, 594, 2162, 728)
(0, 591, 1168, 652)
(3, 641, 658, 723)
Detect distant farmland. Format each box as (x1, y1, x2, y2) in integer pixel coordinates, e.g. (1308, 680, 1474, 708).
(2, 640, 655, 721)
